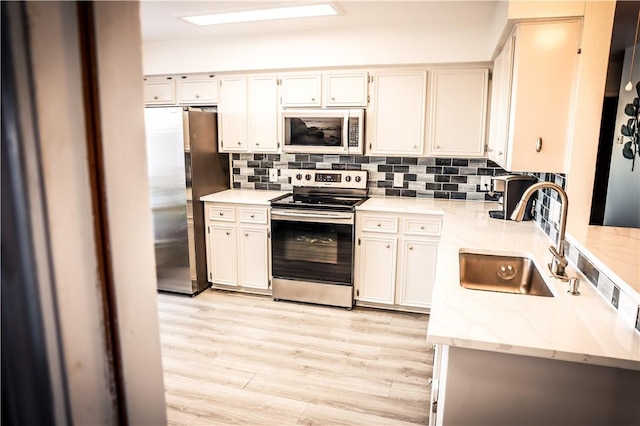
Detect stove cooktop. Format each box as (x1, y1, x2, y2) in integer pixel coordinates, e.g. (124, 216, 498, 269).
(271, 193, 368, 211)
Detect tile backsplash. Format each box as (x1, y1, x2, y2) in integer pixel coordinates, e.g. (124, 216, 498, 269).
(231, 153, 506, 200)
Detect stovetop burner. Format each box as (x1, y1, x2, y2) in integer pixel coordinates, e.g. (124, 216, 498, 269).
(271, 169, 369, 211)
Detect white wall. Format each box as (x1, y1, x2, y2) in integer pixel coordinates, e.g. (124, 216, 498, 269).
(604, 43, 640, 228)
(143, 21, 502, 75)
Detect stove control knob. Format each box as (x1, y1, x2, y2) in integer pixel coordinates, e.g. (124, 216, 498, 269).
(296, 173, 302, 180)
(305, 174, 312, 181)
(345, 176, 352, 182)
(355, 176, 362, 183)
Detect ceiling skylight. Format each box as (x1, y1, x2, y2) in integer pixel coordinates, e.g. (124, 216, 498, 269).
(181, 4, 338, 26)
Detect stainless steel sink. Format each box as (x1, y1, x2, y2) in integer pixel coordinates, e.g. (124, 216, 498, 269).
(459, 249, 554, 297)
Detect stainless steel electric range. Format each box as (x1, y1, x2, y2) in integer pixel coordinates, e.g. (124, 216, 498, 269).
(270, 169, 368, 309)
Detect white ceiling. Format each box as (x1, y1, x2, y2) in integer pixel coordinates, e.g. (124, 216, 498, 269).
(139, 1, 501, 42)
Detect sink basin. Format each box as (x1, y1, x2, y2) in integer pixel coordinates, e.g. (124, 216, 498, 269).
(459, 249, 554, 297)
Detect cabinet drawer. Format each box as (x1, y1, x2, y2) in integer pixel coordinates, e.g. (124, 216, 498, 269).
(239, 207, 268, 224)
(360, 215, 398, 233)
(208, 205, 236, 222)
(404, 217, 442, 236)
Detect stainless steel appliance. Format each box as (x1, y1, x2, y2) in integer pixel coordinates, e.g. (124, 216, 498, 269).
(144, 107, 229, 295)
(281, 109, 364, 154)
(270, 169, 368, 309)
(488, 174, 537, 220)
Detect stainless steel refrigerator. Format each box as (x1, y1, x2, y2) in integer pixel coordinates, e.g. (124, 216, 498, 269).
(144, 107, 229, 295)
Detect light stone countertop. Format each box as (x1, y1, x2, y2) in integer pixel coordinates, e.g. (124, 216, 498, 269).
(200, 189, 290, 205)
(358, 196, 640, 371)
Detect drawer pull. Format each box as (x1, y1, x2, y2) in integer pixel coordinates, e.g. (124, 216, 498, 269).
(386, 244, 390, 249)
(250, 214, 255, 218)
(195, 94, 200, 98)
(377, 223, 381, 227)
(153, 95, 158, 100)
(225, 231, 230, 236)
(244, 232, 249, 237)
(420, 226, 425, 230)
(409, 246, 413, 250)
(219, 212, 224, 216)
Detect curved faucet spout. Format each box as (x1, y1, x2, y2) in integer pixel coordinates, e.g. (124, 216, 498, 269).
(510, 182, 569, 277)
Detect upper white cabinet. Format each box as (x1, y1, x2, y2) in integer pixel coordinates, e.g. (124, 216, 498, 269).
(489, 19, 580, 172)
(280, 73, 322, 107)
(143, 76, 176, 105)
(177, 74, 218, 104)
(218, 74, 279, 153)
(487, 39, 512, 166)
(324, 72, 369, 107)
(427, 68, 488, 157)
(367, 70, 427, 156)
(248, 75, 280, 152)
(218, 75, 248, 152)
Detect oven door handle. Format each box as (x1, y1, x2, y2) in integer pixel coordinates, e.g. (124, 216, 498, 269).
(271, 210, 354, 224)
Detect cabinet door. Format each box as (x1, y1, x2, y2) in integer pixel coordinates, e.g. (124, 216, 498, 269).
(280, 74, 321, 107)
(356, 235, 397, 304)
(178, 75, 218, 104)
(325, 72, 368, 107)
(487, 39, 513, 167)
(209, 224, 238, 286)
(506, 20, 580, 172)
(219, 75, 248, 152)
(427, 68, 488, 157)
(237, 227, 269, 289)
(248, 75, 279, 152)
(367, 70, 427, 156)
(143, 77, 176, 105)
(397, 238, 438, 308)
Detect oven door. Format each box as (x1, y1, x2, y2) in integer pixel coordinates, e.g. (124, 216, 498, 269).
(271, 210, 354, 285)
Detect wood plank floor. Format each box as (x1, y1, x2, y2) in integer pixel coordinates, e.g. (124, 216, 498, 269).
(157, 289, 433, 425)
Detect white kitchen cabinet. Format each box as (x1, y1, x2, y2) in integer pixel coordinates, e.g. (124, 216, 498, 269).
(487, 39, 512, 166)
(324, 72, 369, 107)
(248, 75, 280, 152)
(208, 224, 237, 286)
(357, 236, 397, 304)
(489, 19, 580, 172)
(204, 202, 272, 293)
(427, 68, 488, 157)
(280, 73, 322, 107)
(355, 211, 441, 312)
(218, 74, 279, 153)
(367, 70, 427, 156)
(218, 75, 248, 152)
(143, 76, 176, 105)
(177, 74, 218, 104)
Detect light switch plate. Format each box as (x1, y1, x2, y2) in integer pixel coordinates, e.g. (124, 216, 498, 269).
(269, 168, 278, 183)
(394, 173, 404, 187)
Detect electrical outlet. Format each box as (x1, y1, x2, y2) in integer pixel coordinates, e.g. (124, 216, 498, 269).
(480, 176, 492, 192)
(269, 168, 278, 183)
(394, 173, 404, 187)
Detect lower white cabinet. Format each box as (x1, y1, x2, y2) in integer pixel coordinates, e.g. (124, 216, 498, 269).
(204, 202, 271, 292)
(355, 211, 442, 311)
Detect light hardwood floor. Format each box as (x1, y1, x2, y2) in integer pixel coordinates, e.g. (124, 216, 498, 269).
(157, 289, 433, 425)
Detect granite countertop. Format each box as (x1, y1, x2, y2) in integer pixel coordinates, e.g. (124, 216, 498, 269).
(200, 189, 290, 205)
(358, 196, 640, 371)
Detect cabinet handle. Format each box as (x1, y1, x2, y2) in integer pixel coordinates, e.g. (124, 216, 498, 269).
(195, 94, 200, 98)
(311, 97, 316, 101)
(535, 137, 543, 153)
(420, 226, 425, 230)
(250, 214, 255, 218)
(244, 232, 248, 237)
(377, 223, 381, 227)
(409, 246, 414, 250)
(238, 141, 242, 146)
(331, 97, 336, 101)
(435, 145, 440, 149)
(153, 96, 158, 100)
(225, 231, 230, 236)
(498, 151, 503, 156)
(414, 145, 418, 149)
(487, 147, 493, 153)
(256, 142, 260, 146)
(219, 212, 224, 216)
(386, 244, 391, 249)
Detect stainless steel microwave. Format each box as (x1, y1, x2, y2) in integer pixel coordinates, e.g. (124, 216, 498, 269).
(281, 109, 364, 155)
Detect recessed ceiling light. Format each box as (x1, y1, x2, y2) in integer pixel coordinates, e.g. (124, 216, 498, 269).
(181, 4, 338, 26)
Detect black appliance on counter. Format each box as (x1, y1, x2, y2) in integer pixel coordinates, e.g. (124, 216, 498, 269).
(488, 175, 537, 221)
(270, 170, 368, 309)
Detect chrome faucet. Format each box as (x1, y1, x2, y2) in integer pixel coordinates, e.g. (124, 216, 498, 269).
(510, 182, 569, 279)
